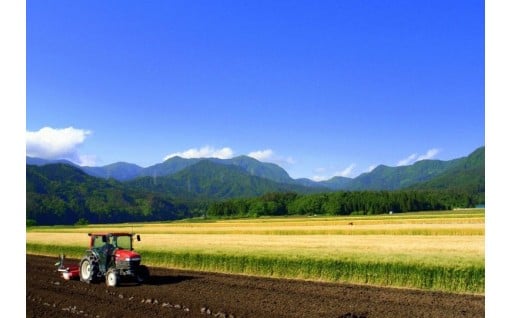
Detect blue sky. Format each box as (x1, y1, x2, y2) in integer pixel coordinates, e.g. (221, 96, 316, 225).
(25, 0, 484, 180)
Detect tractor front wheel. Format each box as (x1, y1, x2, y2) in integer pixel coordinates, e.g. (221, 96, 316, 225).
(79, 257, 95, 283)
(105, 269, 118, 287)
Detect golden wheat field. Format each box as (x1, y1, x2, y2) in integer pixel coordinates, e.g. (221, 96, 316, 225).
(27, 209, 484, 268)
(27, 210, 485, 293)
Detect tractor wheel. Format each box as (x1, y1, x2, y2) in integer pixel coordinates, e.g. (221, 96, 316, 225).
(105, 269, 118, 287)
(136, 265, 150, 284)
(79, 257, 95, 283)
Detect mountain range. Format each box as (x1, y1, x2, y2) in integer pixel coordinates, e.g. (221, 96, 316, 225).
(26, 146, 484, 225)
(26, 145, 485, 195)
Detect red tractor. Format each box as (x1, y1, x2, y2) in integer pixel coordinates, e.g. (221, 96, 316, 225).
(56, 232, 150, 287)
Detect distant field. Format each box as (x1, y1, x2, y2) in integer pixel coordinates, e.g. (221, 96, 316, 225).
(26, 209, 485, 294)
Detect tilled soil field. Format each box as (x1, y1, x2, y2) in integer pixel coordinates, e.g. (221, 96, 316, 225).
(26, 254, 484, 318)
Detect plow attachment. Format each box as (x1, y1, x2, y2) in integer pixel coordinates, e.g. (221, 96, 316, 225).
(55, 254, 80, 280)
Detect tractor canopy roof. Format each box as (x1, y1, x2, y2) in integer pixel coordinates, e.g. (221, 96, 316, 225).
(88, 233, 134, 237)
(88, 233, 140, 251)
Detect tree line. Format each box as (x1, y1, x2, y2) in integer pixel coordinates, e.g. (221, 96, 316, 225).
(206, 190, 481, 218)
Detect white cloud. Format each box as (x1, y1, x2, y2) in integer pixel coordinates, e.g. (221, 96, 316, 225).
(367, 165, 377, 172)
(311, 175, 328, 182)
(310, 168, 328, 181)
(312, 163, 357, 181)
(397, 148, 440, 166)
(335, 163, 356, 177)
(397, 153, 417, 166)
(26, 126, 93, 165)
(282, 156, 296, 165)
(248, 149, 274, 161)
(417, 148, 440, 161)
(78, 154, 97, 167)
(163, 146, 234, 161)
(248, 149, 296, 166)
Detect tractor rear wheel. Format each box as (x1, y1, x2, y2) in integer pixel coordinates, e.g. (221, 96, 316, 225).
(79, 257, 95, 283)
(105, 269, 118, 287)
(136, 265, 150, 284)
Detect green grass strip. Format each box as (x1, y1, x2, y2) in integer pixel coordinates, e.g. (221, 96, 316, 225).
(142, 250, 483, 294)
(27, 243, 483, 294)
(26, 243, 86, 259)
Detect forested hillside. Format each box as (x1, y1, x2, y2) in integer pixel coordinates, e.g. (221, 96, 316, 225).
(339, 146, 484, 191)
(26, 164, 191, 225)
(408, 147, 484, 203)
(125, 160, 322, 199)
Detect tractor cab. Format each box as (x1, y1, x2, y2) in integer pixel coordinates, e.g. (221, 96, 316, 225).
(88, 233, 142, 273)
(89, 232, 139, 251)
